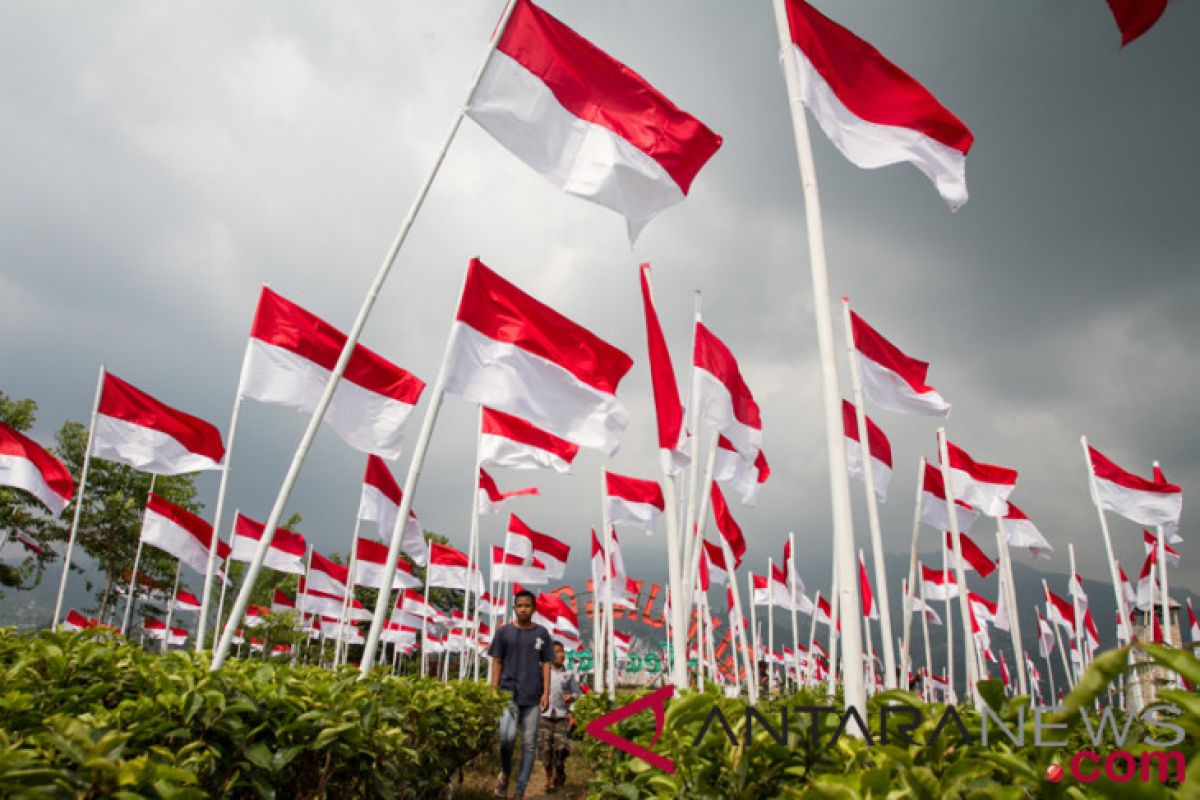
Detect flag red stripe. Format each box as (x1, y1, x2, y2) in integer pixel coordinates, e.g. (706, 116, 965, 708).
(639, 264, 686, 456)
(947, 442, 1017, 486)
(850, 311, 937, 397)
(694, 324, 762, 432)
(233, 513, 307, 557)
(146, 493, 214, 545)
(1089, 445, 1181, 494)
(840, 400, 892, 467)
(0, 422, 74, 504)
(481, 407, 580, 464)
(604, 471, 665, 509)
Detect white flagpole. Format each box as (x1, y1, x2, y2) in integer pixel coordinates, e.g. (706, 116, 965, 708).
(663, 471, 687, 688)
(723, 538, 758, 704)
(211, 1, 518, 672)
(918, 580, 934, 698)
(748, 570, 761, 696)
(680, 294, 704, 604)
(787, 533, 800, 689)
(53, 365, 105, 626)
(805, 590, 820, 689)
(682, 432, 719, 619)
(936, 428, 980, 707)
(899, 457, 925, 692)
(703, 591, 717, 686)
(460, 408, 484, 679)
(995, 522, 1028, 696)
(767, 559, 776, 694)
(212, 509, 237, 650)
(120, 475, 158, 635)
(1043, 580, 1074, 689)
(419, 565, 433, 678)
(859, 548, 876, 696)
(827, 564, 839, 694)
(1067, 545, 1086, 676)
(725, 595, 744, 695)
(1040, 620, 1057, 706)
(600, 469, 616, 700)
(1152, 460, 1172, 646)
(197, 392, 244, 650)
(941, 539, 956, 702)
(161, 560, 183, 654)
(334, 520, 361, 669)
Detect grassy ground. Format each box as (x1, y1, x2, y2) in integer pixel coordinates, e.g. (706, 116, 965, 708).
(450, 745, 593, 799)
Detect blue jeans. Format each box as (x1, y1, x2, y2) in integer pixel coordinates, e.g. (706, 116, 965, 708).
(498, 701, 540, 795)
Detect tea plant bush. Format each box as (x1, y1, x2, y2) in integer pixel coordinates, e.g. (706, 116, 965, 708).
(0, 628, 507, 798)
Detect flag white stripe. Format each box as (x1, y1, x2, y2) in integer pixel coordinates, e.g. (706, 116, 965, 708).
(140, 508, 210, 575)
(844, 439, 892, 502)
(92, 414, 222, 475)
(1091, 474, 1183, 527)
(856, 351, 950, 418)
(0, 453, 70, 514)
(478, 432, 572, 473)
(693, 368, 762, 459)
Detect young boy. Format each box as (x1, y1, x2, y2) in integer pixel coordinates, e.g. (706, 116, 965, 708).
(539, 641, 580, 792)
(489, 590, 552, 799)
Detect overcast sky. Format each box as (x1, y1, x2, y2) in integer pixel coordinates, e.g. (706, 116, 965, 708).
(2, 1, 1197, 621)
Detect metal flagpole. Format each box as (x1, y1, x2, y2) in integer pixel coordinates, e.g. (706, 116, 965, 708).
(680, 295, 704, 612)
(198, 392, 244, 650)
(724, 538, 757, 704)
(787, 533, 800, 689)
(212, 509, 237, 649)
(211, 0, 519, 672)
(419, 560, 433, 678)
(937, 428, 979, 707)
(941, 536, 956, 702)
(53, 365, 105, 625)
(1153, 459, 1173, 646)
(161, 560, 183, 654)
(334, 520, 361, 668)
(827, 565, 839, 694)
(859, 549, 876, 696)
(805, 590, 820, 689)
(900, 457, 925, 692)
(662, 469, 687, 689)
(995, 522, 1028, 696)
(766, 558, 776, 694)
(600, 470, 617, 700)
(748, 570, 761, 696)
(1067, 545, 1086, 677)
(460, 408, 484, 679)
(918, 579, 933, 698)
(121, 475, 158, 635)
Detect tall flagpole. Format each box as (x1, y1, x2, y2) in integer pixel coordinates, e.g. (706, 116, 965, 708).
(918, 579, 933, 698)
(748, 571, 760, 694)
(787, 533, 800, 689)
(210, 0, 518, 672)
(680, 294, 704, 610)
(460, 408, 484, 679)
(805, 590, 820, 689)
(937, 428, 979, 707)
(899, 457, 925, 693)
(212, 509, 237, 650)
(859, 549, 877, 695)
(994, 523, 1028, 696)
(161, 560, 183, 654)
(723, 538, 758, 704)
(1153, 460, 1173, 646)
(941, 538, 956, 701)
(1067, 545, 1086, 675)
(683, 432, 720, 616)
(600, 470, 617, 700)
(120, 475, 158, 635)
(197, 392, 243, 650)
(53, 365, 105, 626)
(334, 520, 362, 669)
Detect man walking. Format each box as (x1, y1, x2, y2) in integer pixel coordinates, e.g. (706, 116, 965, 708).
(539, 641, 579, 792)
(490, 590, 552, 799)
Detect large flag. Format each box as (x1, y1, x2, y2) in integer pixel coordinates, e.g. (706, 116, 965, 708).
(1001, 503, 1053, 559)
(920, 562, 959, 601)
(444, 259, 634, 455)
(943, 531, 997, 578)
(358, 455, 426, 565)
(1143, 529, 1181, 567)
(491, 546, 548, 585)
(713, 436, 771, 507)
(781, 0, 973, 210)
(428, 543, 484, 593)
(920, 463, 979, 532)
(849, 311, 950, 417)
(710, 483, 746, 566)
(0, 421, 74, 514)
(466, 0, 722, 240)
(355, 536, 421, 590)
(1087, 445, 1182, 527)
(479, 407, 580, 473)
(140, 493, 216, 576)
(503, 515, 570, 579)
(841, 400, 892, 501)
(693, 323, 762, 459)
(639, 264, 689, 473)
(93, 373, 225, 474)
(1105, 0, 1169, 47)
(238, 287, 425, 459)
(477, 467, 539, 516)
(605, 471, 664, 534)
(945, 442, 1017, 517)
(230, 513, 306, 574)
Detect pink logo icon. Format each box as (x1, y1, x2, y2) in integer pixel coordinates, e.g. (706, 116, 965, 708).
(585, 684, 676, 774)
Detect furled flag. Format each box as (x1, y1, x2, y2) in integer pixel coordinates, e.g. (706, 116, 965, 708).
(1136, 548, 1157, 610)
(781, 538, 813, 613)
(308, 552, 349, 596)
(230, 513, 306, 574)
(355, 536, 421, 590)
(1083, 609, 1101, 655)
(238, 287, 425, 459)
(477, 467, 539, 516)
(492, 546, 548, 585)
(815, 594, 838, 628)
(172, 589, 202, 613)
(1045, 588, 1076, 631)
(504, 515, 570, 579)
(943, 531, 997, 578)
(710, 483, 747, 566)
(140, 493, 217, 576)
(849, 311, 951, 417)
(0, 421, 74, 514)
(444, 259, 634, 455)
(693, 324, 763, 460)
(605, 471, 664, 534)
(920, 463, 979, 532)
(909, 590, 943, 626)
(1036, 609, 1056, 660)
(270, 588, 296, 615)
(842, 400, 892, 501)
(1105, 0, 1169, 47)
(1087, 445, 1182, 527)
(358, 455, 426, 565)
(944, 442, 1017, 517)
(479, 407, 580, 474)
(1118, 564, 1138, 615)
(93, 373, 225, 474)
(1069, 573, 1089, 610)
(1188, 599, 1200, 642)
(466, 0, 722, 240)
(920, 562, 959, 601)
(999, 656, 1011, 689)
(781, 1, 974, 209)
(639, 264, 690, 473)
(858, 553, 879, 620)
(1143, 530, 1181, 567)
(701, 540, 730, 587)
(589, 528, 617, 594)
(713, 436, 771, 507)
(1001, 503, 1053, 559)
(968, 592, 1000, 630)
(428, 543, 484, 593)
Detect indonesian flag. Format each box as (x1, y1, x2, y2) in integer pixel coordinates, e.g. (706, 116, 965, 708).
(920, 463, 979, 532)
(782, 0, 973, 210)
(849, 311, 951, 417)
(358, 455, 426, 565)
(858, 554, 879, 620)
(639, 264, 689, 474)
(693, 323, 763, 460)
(612, 630, 632, 656)
(398, 588, 439, 620)
(1001, 503, 1053, 559)
(12, 531, 43, 556)
(1083, 609, 1101, 653)
(927, 672, 950, 692)
(427, 542, 484, 593)
(944, 442, 1017, 517)
(477, 467, 539, 516)
(381, 622, 417, 645)
(491, 546, 548, 585)
(477, 592, 506, 617)
(968, 592, 999, 629)
(920, 562, 959, 601)
(444, 259, 634, 455)
(710, 483, 746, 567)
(301, 585, 371, 621)
(230, 513, 307, 575)
(478, 407, 580, 473)
(1118, 564, 1138, 615)
(815, 594, 838, 628)
(503, 515, 570, 579)
(1154, 464, 1184, 544)
(172, 589, 202, 613)
(782, 537, 806, 601)
(533, 593, 560, 631)
(713, 436, 771, 507)
(1143, 530, 1181, 567)
(999, 656, 1011, 689)
(270, 588, 296, 614)
(93, 373, 225, 474)
(910, 592, 943, 626)
(589, 528, 615, 589)
(238, 287, 425, 459)
(1087, 445, 1182, 527)
(62, 609, 90, 631)
(354, 536, 421, 590)
(1106, 0, 1169, 47)
(0, 421, 74, 514)
(944, 531, 997, 578)
(1152, 612, 1165, 644)
(1036, 610, 1055, 658)
(140, 493, 217, 576)
(145, 620, 188, 647)
(1187, 599, 1199, 642)
(1045, 589, 1076, 630)
(466, 0, 721, 240)
(605, 471, 664, 534)
(1136, 549, 1157, 610)
(553, 595, 580, 636)
(1069, 573, 1089, 610)
(701, 540, 729, 587)
(842, 401, 892, 502)
(308, 551, 349, 596)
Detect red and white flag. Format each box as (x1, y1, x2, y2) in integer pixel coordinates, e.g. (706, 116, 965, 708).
(943, 531, 997, 578)
(173, 589, 202, 613)
(552, 595, 580, 636)
(968, 592, 1001, 629)
(713, 436, 770, 507)
(1001, 503, 1053, 559)
(144, 619, 188, 647)
(1143, 530, 1180, 567)
(710, 483, 747, 567)
(909, 591, 943, 626)
(358, 455, 426, 565)
(1036, 610, 1055, 659)
(444, 259, 634, 455)
(920, 463, 979, 532)
(1083, 609, 1101, 654)
(230, 513, 306, 574)
(1187, 599, 1200, 642)
(477, 467, 539, 516)
(842, 400, 892, 501)
(139, 493, 217, 576)
(503, 515, 570, 579)
(0, 421, 74, 514)
(354, 536, 421, 590)
(12, 531, 44, 556)
(605, 471, 664, 534)
(533, 593, 560, 631)
(815, 594, 837, 627)
(466, 0, 722, 240)
(1045, 588, 1076, 631)
(308, 551, 349, 596)
(1154, 464, 1184, 544)
(1118, 564, 1138, 615)
(858, 554, 879, 620)
(849, 311, 951, 417)
(491, 546, 548, 585)
(478, 407, 580, 474)
(1069, 573, 1089, 610)
(1105, 0, 1169, 47)
(477, 592, 506, 618)
(782, 0, 973, 210)
(1087, 445, 1182, 527)
(639, 264, 689, 473)
(945, 442, 1017, 517)
(612, 630, 632, 656)
(270, 588, 296, 614)
(398, 588, 440, 620)
(428, 542, 484, 593)
(701, 540, 729, 587)
(62, 609, 91, 631)
(93, 373, 225, 474)
(1136, 548, 1157, 610)
(692, 324, 762, 460)
(920, 562, 959, 601)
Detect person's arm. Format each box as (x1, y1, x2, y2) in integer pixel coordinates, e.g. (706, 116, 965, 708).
(491, 658, 503, 690)
(540, 661, 551, 711)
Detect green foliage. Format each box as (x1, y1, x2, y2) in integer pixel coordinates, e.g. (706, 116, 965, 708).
(0, 628, 507, 798)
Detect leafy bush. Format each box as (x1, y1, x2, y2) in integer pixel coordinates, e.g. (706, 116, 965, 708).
(0, 628, 507, 798)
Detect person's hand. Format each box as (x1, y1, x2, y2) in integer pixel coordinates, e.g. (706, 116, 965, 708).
(540, 692, 549, 712)
(562, 693, 574, 704)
